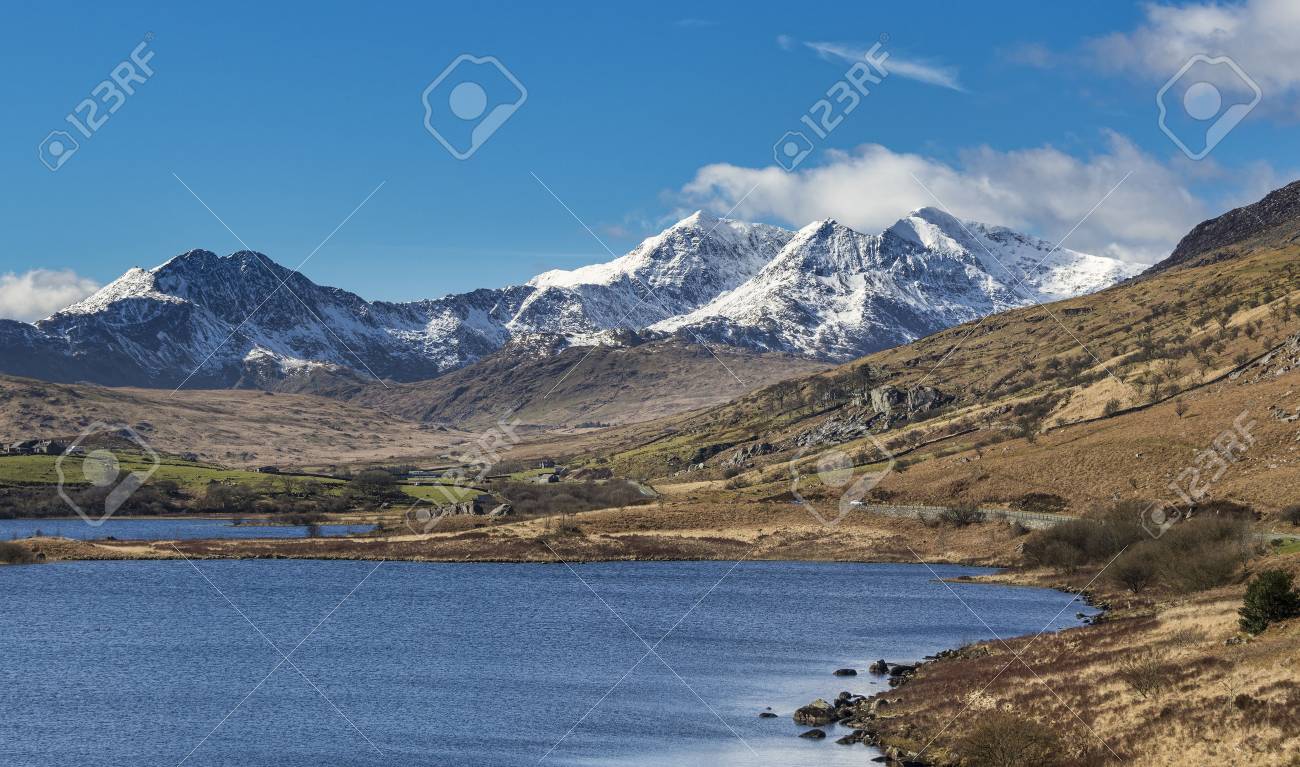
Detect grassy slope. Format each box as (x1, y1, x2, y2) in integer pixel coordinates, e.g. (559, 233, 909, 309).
(337, 339, 826, 430)
(860, 552, 1300, 766)
(0, 377, 472, 469)
(0, 453, 488, 505)
(0, 453, 285, 493)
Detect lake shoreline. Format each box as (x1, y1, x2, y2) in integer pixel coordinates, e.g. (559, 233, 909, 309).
(0, 506, 1122, 767)
(785, 576, 1107, 763)
(5, 538, 1112, 764)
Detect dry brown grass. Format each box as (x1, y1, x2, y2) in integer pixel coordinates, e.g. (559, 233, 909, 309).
(31, 492, 1033, 566)
(0, 375, 472, 468)
(864, 553, 1300, 766)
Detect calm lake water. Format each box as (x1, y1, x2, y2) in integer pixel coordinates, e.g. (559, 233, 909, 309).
(0, 560, 1095, 766)
(0, 517, 375, 540)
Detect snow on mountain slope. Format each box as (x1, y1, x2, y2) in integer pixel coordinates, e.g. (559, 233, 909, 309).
(654, 210, 1143, 360)
(509, 211, 792, 342)
(885, 208, 1138, 302)
(0, 209, 1140, 388)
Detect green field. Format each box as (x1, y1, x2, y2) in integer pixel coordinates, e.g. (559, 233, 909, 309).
(507, 466, 559, 480)
(398, 482, 482, 503)
(0, 454, 340, 494)
(0, 454, 498, 507)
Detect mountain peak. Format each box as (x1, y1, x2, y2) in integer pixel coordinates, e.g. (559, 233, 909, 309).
(886, 207, 977, 252)
(155, 248, 218, 270)
(675, 209, 720, 228)
(797, 218, 849, 237)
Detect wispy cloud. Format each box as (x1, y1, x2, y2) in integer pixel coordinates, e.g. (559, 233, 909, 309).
(801, 39, 965, 92)
(1089, 0, 1300, 116)
(0, 269, 100, 322)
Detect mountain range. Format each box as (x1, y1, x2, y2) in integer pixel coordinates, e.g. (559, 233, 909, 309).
(0, 209, 1141, 389)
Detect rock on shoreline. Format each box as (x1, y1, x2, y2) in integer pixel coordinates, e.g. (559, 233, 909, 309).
(789, 665, 926, 763)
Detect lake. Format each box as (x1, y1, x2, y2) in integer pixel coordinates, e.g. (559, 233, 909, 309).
(0, 517, 375, 540)
(0, 560, 1095, 766)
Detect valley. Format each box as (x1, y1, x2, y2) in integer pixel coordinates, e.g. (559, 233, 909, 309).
(5, 181, 1300, 767)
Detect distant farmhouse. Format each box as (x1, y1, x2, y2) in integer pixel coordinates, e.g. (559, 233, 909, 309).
(3, 439, 66, 456)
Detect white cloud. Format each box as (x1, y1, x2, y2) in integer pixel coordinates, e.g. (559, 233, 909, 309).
(802, 40, 964, 92)
(0, 269, 100, 323)
(1090, 0, 1300, 113)
(676, 134, 1215, 264)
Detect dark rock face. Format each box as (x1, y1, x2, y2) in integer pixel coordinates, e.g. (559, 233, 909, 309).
(723, 441, 773, 467)
(866, 385, 952, 416)
(1147, 178, 1300, 276)
(799, 728, 827, 739)
(793, 384, 953, 448)
(832, 667, 858, 676)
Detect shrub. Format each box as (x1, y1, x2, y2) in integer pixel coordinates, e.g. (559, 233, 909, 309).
(1011, 493, 1068, 514)
(0, 541, 36, 565)
(1117, 651, 1176, 698)
(1103, 399, 1122, 417)
(1239, 569, 1300, 635)
(1025, 507, 1247, 592)
(1153, 517, 1251, 594)
(1110, 548, 1157, 593)
(197, 483, 260, 515)
(351, 469, 399, 494)
(1193, 499, 1257, 521)
(939, 504, 986, 527)
(1022, 507, 1145, 570)
(0, 543, 37, 569)
(960, 712, 1062, 767)
(1282, 505, 1300, 526)
(497, 479, 653, 517)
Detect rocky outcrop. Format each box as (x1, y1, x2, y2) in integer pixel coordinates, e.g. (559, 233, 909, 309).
(1235, 332, 1300, 384)
(793, 384, 953, 449)
(722, 442, 773, 467)
(1147, 178, 1300, 276)
(863, 384, 952, 416)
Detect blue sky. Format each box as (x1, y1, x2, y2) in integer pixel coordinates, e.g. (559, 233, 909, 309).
(2, 0, 1297, 320)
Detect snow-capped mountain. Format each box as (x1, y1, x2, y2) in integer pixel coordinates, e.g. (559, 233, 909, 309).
(653, 208, 1142, 359)
(0, 209, 1141, 389)
(509, 211, 792, 343)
